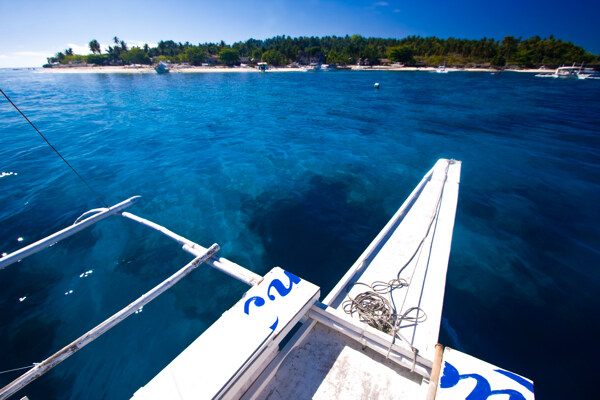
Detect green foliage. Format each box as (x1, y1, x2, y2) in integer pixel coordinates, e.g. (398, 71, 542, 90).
(59, 54, 87, 64)
(426, 55, 445, 66)
(251, 48, 263, 61)
(326, 50, 345, 65)
(262, 49, 286, 66)
(388, 45, 415, 64)
(500, 36, 520, 61)
(359, 44, 383, 65)
(447, 55, 459, 65)
(219, 48, 240, 65)
(490, 54, 506, 66)
(185, 47, 208, 65)
(87, 54, 108, 65)
(89, 39, 101, 54)
(49, 35, 598, 68)
(106, 45, 123, 64)
(121, 47, 151, 65)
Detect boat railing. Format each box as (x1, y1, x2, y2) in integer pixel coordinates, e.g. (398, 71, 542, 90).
(0, 196, 261, 399)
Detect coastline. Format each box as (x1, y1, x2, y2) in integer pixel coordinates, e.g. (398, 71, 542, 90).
(34, 65, 552, 74)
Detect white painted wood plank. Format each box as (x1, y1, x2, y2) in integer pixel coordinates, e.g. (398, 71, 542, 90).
(337, 160, 461, 360)
(133, 267, 319, 400)
(409, 161, 461, 357)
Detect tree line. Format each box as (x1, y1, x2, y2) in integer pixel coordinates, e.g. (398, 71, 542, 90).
(45, 34, 598, 68)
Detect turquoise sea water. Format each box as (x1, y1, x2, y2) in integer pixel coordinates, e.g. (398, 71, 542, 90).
(0, 69, 598, 399)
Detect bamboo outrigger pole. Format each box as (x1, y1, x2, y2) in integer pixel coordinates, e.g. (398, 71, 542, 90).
(0, 196, 141, 271)
(0, 243, 220, 400)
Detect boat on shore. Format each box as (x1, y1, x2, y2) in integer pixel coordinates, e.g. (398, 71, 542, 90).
(435, 65, 448, 74)
(154, 62, 170, 74)
(256, 62, 268, 72)
(0, 159, 534, 399)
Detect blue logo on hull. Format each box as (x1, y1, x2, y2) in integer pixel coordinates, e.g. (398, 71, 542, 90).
(243, 270, 302, 317)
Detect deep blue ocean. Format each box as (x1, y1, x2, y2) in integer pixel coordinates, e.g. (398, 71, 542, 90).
(0, 69, 598, 399)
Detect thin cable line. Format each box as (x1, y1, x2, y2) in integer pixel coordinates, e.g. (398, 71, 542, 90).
(0, 364, 36, 375)
(1, 88, 109, 208)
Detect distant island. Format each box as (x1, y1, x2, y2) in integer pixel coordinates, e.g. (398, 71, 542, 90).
(44, 35, 598, 69)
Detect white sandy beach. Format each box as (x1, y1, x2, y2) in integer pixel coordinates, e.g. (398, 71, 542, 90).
(35, 65, 552, 74)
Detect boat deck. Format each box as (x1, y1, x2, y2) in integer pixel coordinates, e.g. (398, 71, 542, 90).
(250, 323, 427, 400)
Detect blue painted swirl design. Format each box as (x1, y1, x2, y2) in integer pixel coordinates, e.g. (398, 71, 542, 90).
(243, 271, 302, 320)
(440, 361, 532, 400)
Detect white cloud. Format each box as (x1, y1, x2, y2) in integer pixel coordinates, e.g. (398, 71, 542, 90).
(67, 43, 92, 55)
(394, 9, 401, 13)
(126, 40, 158, 49)
(374, 1, 389, 6)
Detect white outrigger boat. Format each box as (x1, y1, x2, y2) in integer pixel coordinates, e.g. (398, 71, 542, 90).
(534, 63, 597, 80)
(0, 159, 534, 400)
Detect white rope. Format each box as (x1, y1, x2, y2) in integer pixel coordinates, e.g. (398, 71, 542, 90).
(342, 281, 427, 336)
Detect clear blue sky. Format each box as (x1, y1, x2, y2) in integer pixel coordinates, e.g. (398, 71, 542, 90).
(1, 0, 598, 67)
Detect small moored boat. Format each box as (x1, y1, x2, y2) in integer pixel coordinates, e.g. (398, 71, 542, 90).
(154, 62, 170, 74)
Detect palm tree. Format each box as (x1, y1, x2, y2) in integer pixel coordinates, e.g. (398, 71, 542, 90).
(107, 46, 122, 64)
(89, 39, 101, 54)
(120, 40, 128, 52)
(65, 48, 73, 56)
(113, 36, 120, 45)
